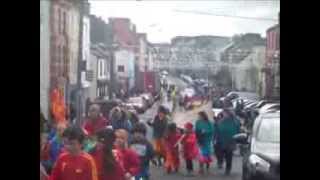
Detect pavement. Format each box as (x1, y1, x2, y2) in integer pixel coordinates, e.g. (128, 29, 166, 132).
(137, 75, 242, 180)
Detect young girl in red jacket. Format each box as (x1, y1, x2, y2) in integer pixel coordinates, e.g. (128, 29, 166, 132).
(164, 123, 182, 174)
(179, 122, 199, 176)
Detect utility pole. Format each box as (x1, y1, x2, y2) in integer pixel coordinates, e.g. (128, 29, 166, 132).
(109, 45, 115, 100)
(76, 0, 84, 126)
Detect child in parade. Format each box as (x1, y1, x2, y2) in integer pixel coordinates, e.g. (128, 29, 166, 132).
(50, 126, 98, 180)
(130, 122, 155, 180)
(47, 122, 67, 173)
(164, 123, 181, 174)
(195, 111, 215, 175)
(114, 129, 141, 179)
(91, 128, 127, 180)
(177, 122, 199, 176)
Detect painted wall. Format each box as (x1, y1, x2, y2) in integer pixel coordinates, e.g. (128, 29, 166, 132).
(40, 0, 50, 119)
(115, 49, 135, 90)
(68, 6, 80, 85)
(233, 46, 265, 95)
(88, 53, 98, 100)
(81, 15, 91, 88)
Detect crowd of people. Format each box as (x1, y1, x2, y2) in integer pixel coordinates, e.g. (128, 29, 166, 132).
(40, 95, 240, 180)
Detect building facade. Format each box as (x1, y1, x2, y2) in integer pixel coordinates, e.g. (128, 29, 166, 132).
(264, 23, 280, 100)
(40, 0, 51, 120)
(114, 49, 135, 92)
(109, 18, 137, 93)
(50, 0, 81, 117)
(88, 44, 111, 100)
(232, 46, 266, 95)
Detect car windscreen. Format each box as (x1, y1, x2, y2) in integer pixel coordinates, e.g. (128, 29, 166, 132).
(257, 118, 280, 143)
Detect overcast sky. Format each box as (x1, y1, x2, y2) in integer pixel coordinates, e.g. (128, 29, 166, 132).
(89, 0, 280, 43)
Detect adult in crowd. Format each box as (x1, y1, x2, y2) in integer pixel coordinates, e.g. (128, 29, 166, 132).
(216, 107, 241, 175)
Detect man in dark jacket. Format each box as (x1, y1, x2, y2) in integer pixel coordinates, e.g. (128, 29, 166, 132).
(216, 108, 240, 175)
(147, 106, 169, 166)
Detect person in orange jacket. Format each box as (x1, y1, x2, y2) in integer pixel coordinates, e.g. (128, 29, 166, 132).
(50, 126, 98, 180)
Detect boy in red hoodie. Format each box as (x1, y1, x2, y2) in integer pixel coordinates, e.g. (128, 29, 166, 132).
(164, 123, 181, 174)
(50, 126, 98, 180)
(179, 122, 199, 176)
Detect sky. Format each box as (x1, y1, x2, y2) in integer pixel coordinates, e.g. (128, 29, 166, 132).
(89, 0, 280, 43)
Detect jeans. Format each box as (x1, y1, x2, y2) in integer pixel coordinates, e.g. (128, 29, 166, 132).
(214, 144, 224, 167)
(135, 166, 150, 180)
(222, 149, 233, 173)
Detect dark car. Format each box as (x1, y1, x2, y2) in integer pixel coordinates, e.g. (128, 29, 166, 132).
(234, 112, 280, 180)
(127, 97, 148, 114)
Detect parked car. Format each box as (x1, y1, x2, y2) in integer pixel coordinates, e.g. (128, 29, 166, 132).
(244, 101, 260, 109)
(226, 91, 259, 101)
(259, 103, 280, 114)
(234, 112, 280, 180)
(126, 97, 148, 114)
(141, 93, 154, 108)
(255, 100, 277, 109)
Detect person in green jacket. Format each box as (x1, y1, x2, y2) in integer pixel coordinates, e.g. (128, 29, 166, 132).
(195, 111, 215, 174)
(216, 108, 240, 176)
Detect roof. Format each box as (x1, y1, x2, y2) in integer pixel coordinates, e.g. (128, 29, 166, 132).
(221, 42, 235, 52)
(267, 24, 280, 32)
(110, 18, 137, 48)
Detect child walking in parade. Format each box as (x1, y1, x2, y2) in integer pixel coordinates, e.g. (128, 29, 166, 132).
(164, 122, 181, 174)
(50, 126, 98, 180)
(195, 111, 215, 175)
(114, 129, 141, 179)
(178, 122, 199, 177)
(91, 128, 127, 180)
(130, 122, 155, 180)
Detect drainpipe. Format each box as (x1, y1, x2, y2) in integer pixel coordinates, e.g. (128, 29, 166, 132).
(76, 0, 84, 126)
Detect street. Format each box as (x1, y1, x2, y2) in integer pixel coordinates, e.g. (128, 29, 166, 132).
(138, 76, 242, 180)
(40, 2, 280, 180)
